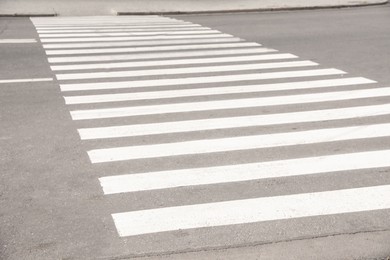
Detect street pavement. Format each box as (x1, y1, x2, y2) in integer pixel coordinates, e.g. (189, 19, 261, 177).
(0, 0, 387, 16)
(1, 5, 390, 260)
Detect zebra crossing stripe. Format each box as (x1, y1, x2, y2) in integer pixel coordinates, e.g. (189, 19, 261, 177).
(52, 53, 296, 71)
(65, 77, 372, 104)
(43, 37, 244, 49)
(78, 102, 388, 140)
(100, 150, 390, 194)
(32, 21, 185, 26)
(61, 69, 344, 91)
(39, 30, 221, 38)
(35, 23, 200, 30)
(33, 18, 188, 24)
(49, 47, 274, 63)
(37, 26, 210, 33)
(34, 21, 188, 26)
(45, 42, 261, 55)
(31, 16, 175, 22)
(56, 61, 317, 80)
(88, 123, 390, 163)
(69, 86, 388, 120)
(112, 185, 390, 237)
(40, 33, 233, 43)
(33, 19, 181, 24)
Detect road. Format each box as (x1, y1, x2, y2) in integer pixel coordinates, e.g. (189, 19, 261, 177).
(1, 4, 390, 260)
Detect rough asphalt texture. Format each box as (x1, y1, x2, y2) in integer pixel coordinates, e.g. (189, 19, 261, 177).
(0, 0, 387, 16)
(1, 4, 390, 260)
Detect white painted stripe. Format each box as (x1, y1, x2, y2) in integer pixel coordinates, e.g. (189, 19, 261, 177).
(35, 24, 199, 30)
(33, 19, 177, 24)
(78, 97, 386, 140)
(34, 15, 161, 17)
(40, 33, 230, 43)
(33, 15, 165, 18)
(34, 22, 188, 27)
(46, 42, 260, 55)
(33, 18, 168, 22)
(34, 22, 178, 25)
(33, 19, 179, 23)
(0, 78, 53, 84)
(57, 61, 317, 81)
(32, 18, 176, 22)
(61, 69, 344, 92)
(0, 39, 37, 43)
(43, 37, 243, 49)
(33, 19, 179, 24)
(67, 77, 372, 105)
(112, 185, 390, 236)
(39, 30, 220, 38)
(88, 123, 390, 162)
(32, 16, 171, 21)
(33, 17, 164, 21)
(100, 150, 390, 194)
(50, 47, 274, 64)
(71, 87, 390, 120)
(33, 20, 180, 25)
(37, 26, 208, 33)
(32, 16, 167, 20)
(33, 21, 184, 26)
(35, 21, 192, 25)
(53, 53, 296, 71)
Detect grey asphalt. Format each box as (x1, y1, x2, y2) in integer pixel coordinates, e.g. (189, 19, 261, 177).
(1, 5, 390, 260)
(0, 0, 387, 16)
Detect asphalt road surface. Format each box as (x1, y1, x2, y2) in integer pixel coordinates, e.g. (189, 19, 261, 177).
(1, 4, 390, 260)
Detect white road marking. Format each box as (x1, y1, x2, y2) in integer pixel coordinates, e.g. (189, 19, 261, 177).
(87, 123, 390, 162)
(0, 39, 37, 43)
(57, 61, 317, 80)
(43, 37, 243, 49)
(40, 33, 232, 43)
(33, 21, 183, 25)
(46, 42, 260, 55)
(32, 19, 180, 24)
(61, 69, 344, 92)
(71, 87, 389, 120)
(100, 150, 390, 194)
(32, 20, 179, 25)
(39, 30, 220, 38)
(49, 47, 275, 64)
(35, 23, 199, 30)
(37, 26, 209, 33)
(31, 16, 173, 22)
(32, 21, 185, 26)
(32, 16, 390, 239)
(113, 185, 390, 236)
(66, 77, 372, 105)
(0, 78, 53, 84)
(52, 53, 295, 71)
(33, 22, 188, 27)
(32, 16, 168, 20)
(78, 101, 387, 140)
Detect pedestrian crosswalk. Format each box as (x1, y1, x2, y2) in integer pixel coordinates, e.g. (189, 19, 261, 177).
(31, 16, 390, 241)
